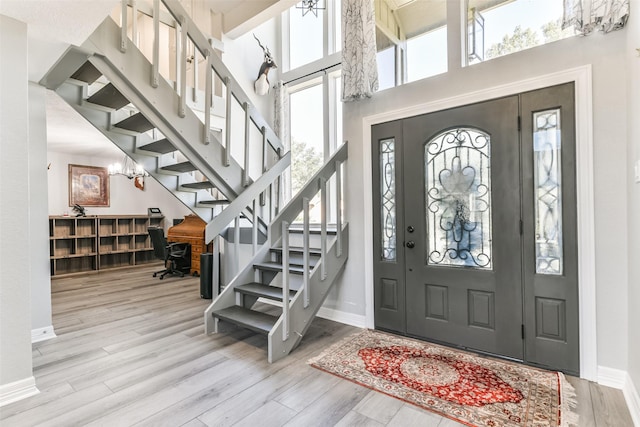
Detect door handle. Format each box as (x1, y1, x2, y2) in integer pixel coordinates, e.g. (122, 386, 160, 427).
(406, 240, 415, 249)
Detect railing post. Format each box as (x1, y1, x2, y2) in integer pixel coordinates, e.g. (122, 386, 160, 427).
(204, 49, 212, 145)
(213, 235, 220, 298)
(243, 102, 250, 187)
(192, 46, 198, 103)
(178, 16, 187, 118)
(174, 20, 181, 92)
(224, 77, 232, 166)
(131, 0, 138, 47)
(252, 198, 258, 256)
(234, 215, 240, 277)
(303, 197, 310, 308)
(282, 221, 290, 341)
(335, 160, 342, 257)
(151, 0, 159, 88)
(260, 127, 267, 206)
(275, 148, 282, 215)
(120, 0, 128, 52)
(320, 177, 327, 281)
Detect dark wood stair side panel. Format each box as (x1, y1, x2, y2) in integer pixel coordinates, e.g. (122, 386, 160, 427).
(115, 112, 154, 133)
(138, 138, 176, 154)
(212, 306, 278, 335)
(86, 83, 130, 109)
(235, 282, 296, 302)
(70, 61, 102, 84)
(161, 162, 197, 173)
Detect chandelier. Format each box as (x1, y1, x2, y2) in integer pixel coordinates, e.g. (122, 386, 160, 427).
(297, 0, 325, 17)
(108, 155, 148, 179)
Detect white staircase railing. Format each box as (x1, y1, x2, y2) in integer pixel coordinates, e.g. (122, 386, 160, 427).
(114, 0, 288, 244)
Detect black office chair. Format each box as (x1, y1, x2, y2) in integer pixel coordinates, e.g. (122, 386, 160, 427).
(148, 227, 191, 279)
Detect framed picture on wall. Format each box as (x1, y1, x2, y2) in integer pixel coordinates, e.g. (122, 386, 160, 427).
(68, 164, 110, 207)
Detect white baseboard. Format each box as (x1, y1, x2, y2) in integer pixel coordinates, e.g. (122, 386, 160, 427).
(0, 377, 39, 407)
(624, 374, 640, 427)
(31, 325, 56, 343)
(598, 365, 628, 389)
(316, 306, 367, 328)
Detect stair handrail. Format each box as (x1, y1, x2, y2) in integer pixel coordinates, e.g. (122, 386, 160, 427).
(204, 151, 291, 243)
(270, 142, 348, 341)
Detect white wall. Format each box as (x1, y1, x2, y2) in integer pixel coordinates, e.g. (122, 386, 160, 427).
(336, 29, 630, 373)
(625, 2, 640, 422)
(0, 14, 37, 402)
(47, 151, 192, 232)
(29, 83, 53, 340)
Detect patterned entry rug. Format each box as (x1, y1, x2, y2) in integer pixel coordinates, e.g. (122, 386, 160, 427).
(308, 329, 578, 427)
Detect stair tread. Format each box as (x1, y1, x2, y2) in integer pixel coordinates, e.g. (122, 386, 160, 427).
(86, 83, 129, 109)
(288, 225, 338, 235)
(212, 306, 277, 335)
(161, 161, 197, 173)
(236, 282, 296, 301)
(271, 246, 322, 256)
(181, 181, 215, 190)
(254, 261, 306, 274)
(138, 138, 176, 154)
(115, 112, 154, 133)
(71, 62, 102, 84)
(198, 199, 230, 205)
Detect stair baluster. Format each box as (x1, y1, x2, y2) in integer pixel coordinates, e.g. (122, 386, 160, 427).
(151, 0, 159, 88)
(303, 197, 310, 308)
(282, 220, 290, 342)
(320, 177, 327, 281)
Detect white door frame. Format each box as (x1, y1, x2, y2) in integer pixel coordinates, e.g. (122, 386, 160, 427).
(362, 65, 597, 381)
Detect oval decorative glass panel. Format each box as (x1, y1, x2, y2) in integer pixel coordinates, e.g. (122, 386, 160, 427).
(425, 128, 492, 269)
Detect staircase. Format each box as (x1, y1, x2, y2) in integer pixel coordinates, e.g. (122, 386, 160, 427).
(40, 0, 349, 362)
(205, 144, 348, 362)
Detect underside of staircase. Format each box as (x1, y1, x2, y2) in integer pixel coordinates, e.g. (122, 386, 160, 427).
(40, 0, 348, 362)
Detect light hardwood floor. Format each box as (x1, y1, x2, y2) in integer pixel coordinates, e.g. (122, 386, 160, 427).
(0, 265, 634, 426)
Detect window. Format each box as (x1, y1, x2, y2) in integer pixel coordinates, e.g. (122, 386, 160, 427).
(289, 4, 324, 69)
(283, 0, 342, 196)
(468, 0, 576, 64)
(406, 27, 448, 83)
(289, 82, 324, 195)
(377, 47, 396, 91)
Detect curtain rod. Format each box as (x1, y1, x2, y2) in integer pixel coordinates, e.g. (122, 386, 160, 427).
(283, 62, 342, 86)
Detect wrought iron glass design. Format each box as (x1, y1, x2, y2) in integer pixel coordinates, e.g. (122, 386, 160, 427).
(425, 128, 492, 269)
(533, 109, 563, 275)
(380, 138, 397, 261)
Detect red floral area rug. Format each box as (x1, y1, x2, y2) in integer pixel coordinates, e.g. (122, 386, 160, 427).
(308, 329, 578, 427)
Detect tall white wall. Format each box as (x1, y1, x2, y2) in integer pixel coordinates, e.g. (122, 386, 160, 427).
(625, 2, 640, 420)
(0, 14, 37, 403)
(47, 151, 192, 232)
(336, 29, 630, 373)
(29, 83, 53, 340)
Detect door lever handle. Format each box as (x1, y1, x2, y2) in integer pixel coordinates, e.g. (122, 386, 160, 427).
(406, 240, 415, 249)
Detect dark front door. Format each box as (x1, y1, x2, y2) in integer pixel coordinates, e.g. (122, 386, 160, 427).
(372, 84, 579, 374)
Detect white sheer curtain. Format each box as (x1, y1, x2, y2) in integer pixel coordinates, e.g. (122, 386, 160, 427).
(273, 80, 291, 202)
(562, 0, 630, 35)
(341, 0, 378, 102)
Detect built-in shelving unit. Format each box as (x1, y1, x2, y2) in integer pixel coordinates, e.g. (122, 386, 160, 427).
(49, 215, 164, 276)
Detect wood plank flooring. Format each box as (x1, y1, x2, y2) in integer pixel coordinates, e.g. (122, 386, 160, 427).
(0, 265, 634, 426)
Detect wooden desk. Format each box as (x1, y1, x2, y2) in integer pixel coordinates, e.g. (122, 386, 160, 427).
(167, 215, 212, 275)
